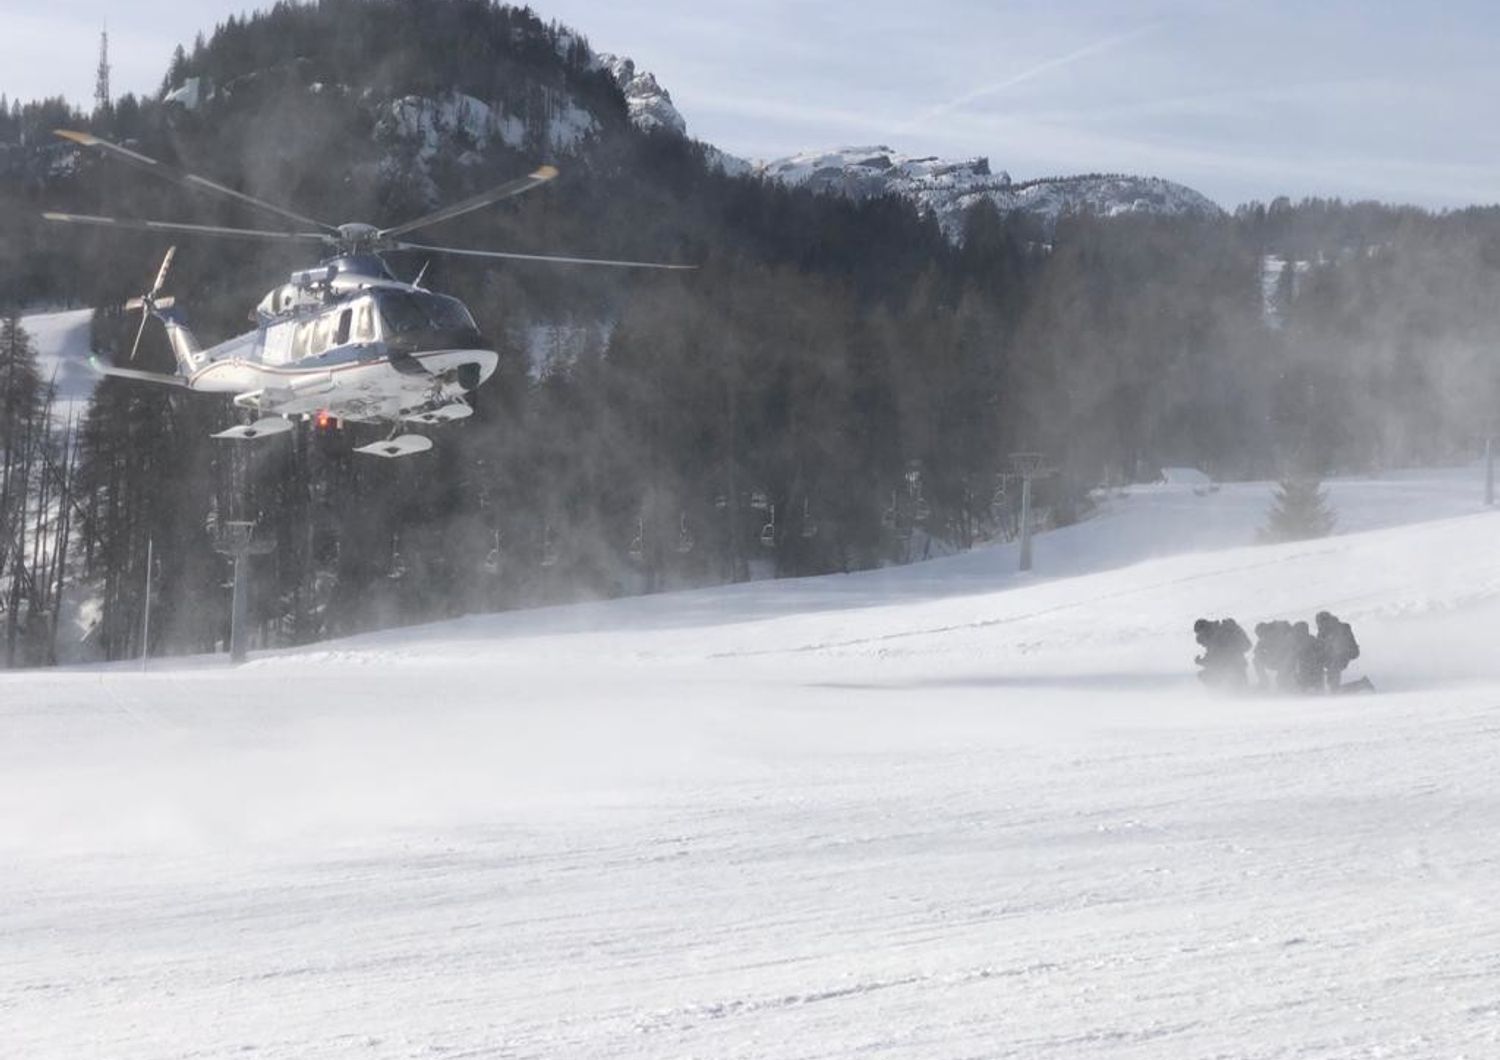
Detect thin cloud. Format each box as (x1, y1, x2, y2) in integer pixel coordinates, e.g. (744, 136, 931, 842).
(900, 19, 1164, 132)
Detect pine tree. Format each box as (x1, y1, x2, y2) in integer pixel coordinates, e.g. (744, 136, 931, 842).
(0, 315, 45, 666)
(1259, 477, 1336, 543)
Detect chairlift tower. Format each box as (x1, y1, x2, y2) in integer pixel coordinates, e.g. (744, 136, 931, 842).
(213, 520, 275, 663)
(1010, 452, 1053, 572)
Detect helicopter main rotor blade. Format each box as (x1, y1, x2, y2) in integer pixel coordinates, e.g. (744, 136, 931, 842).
(392, 240, 697, 270)
(44, 211, 332, 245)
(54, 129, 337, 234)
(377, 165, 559, 239)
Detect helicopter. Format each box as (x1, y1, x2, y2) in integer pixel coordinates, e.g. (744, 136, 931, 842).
(43, 129, 692, 457)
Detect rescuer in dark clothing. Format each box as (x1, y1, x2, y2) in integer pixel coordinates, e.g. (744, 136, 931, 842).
(1252, 620, 1296, 692)
(1194, 617, 1251, 689)
(1287, 621, 1324, 693)
(1315, 610, 1361, 693)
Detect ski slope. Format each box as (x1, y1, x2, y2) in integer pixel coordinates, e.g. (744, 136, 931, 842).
(20, 307, 97, 426)
(5, 468, 1500, 1058)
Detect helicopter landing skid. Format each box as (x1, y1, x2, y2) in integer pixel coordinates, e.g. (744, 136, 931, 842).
(212, 418, 295, 441)
(353, 434, 434, 459)
(403, 402, 473, 427)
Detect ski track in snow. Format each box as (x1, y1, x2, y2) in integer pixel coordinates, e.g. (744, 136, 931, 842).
(5, 467, 1500, 1058)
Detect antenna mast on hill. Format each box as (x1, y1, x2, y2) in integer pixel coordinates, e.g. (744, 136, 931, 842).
(94, 24, 111, 114)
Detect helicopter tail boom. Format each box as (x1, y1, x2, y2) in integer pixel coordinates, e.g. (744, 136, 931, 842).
(87, 354, 189, 388)
(154, 307, 205, 376)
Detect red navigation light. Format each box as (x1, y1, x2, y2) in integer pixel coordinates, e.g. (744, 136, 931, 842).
(315, 410, 337, 431)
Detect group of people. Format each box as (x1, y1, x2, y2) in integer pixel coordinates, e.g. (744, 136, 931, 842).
(1193, 611, 1372, 694)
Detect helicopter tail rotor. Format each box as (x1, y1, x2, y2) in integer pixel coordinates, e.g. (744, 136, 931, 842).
(124, 245, 177, 361)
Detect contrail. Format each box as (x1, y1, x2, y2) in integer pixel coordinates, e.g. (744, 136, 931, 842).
(902, 20, 1163, 130)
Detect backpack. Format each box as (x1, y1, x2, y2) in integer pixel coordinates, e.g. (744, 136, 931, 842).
(1334, 620, 1359, 662)
(1220, 619, 1251, 655)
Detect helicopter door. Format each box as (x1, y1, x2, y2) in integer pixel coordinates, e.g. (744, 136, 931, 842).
(261, 321, 296, 366)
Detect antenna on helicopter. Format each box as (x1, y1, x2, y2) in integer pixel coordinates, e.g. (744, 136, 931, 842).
(412, 260, 431, 288)
(123, 245, 176, 361)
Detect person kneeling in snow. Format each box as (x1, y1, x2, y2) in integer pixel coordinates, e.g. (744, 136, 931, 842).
(1193, 618, 1251, 689)
(1252, 620, 1296, 691)
(1315, 611, 1372, 693)
(1286, 621, 1326, 693)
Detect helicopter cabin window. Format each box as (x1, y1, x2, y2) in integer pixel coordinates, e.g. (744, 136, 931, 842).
(290, 319, 313, 360)
(309, 313, 337, 355)
(261, 321, 296, 366)
(352, 301, 376, 343)
(334, 308, 352, 347)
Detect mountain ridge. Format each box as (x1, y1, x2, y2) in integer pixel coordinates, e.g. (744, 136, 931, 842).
(589, 60, 1222, 233)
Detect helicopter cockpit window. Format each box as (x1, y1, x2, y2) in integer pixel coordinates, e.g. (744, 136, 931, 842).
(426, 295, 478, 332)
(377, 292, 431, 335)
(376, 291, 479, 336)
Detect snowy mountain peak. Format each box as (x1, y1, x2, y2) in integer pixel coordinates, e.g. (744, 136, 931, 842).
(585, 46, 1221, 235)
(594, 54, 686, 136)
(756, 145, 1220, 236)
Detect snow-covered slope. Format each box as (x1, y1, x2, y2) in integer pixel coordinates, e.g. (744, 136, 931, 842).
(21, 307, 96, 425)
(6, 466, 1500, 1058)
(758, 146, 1222, 236)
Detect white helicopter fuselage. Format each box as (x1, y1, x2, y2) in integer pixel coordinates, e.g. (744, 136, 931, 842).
(151, 258, 498, 426)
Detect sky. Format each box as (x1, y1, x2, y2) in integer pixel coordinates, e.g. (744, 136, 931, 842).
(2, 0, 1498, 210)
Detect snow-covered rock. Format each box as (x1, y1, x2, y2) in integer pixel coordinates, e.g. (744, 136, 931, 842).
(163, 76, 210, 110)
(379, 92, 524, 159)
(757, 145, 1222, 236)
(594, 54, 686, 136)
(540, 90, 598, 153)
(378, 89, 597, 162)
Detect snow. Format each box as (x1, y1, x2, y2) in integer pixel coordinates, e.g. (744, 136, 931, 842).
(1158, 466, 1212, 487)
(21, 307, 96, 426)
(757, 146, 1222, 237)
(6, 466, 1500, 1057)
(544, 92, 599, 153)
(1261, 254, 1313, 328)
(381, 92, 518, 158)
(163, 77, 209, 110)
(524, 319, 612, 376)
(378, 90, 597, 181)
